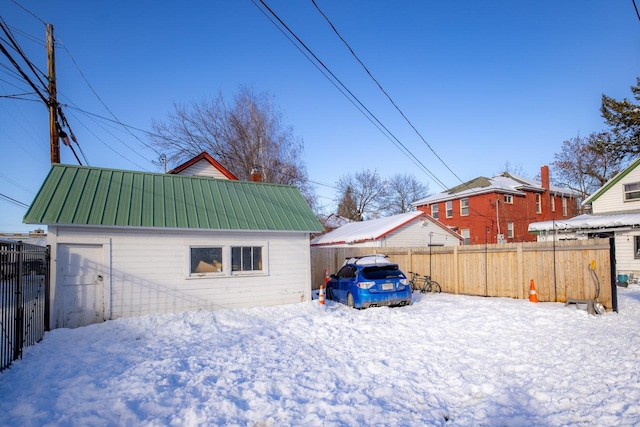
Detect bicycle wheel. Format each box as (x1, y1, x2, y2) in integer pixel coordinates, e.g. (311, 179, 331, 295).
(428, 281, 441, 293)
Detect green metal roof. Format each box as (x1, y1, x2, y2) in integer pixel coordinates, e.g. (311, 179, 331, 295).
(24, 164, 324, 232)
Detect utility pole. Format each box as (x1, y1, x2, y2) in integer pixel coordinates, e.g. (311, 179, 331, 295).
(47, 23, 59, 164)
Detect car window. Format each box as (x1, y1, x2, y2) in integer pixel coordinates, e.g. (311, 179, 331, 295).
(337, 265, 356, 279)
(361, 266, 404, 280)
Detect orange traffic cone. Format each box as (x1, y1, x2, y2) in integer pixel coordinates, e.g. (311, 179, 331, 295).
(319, 268, 330, 305)
(529, 279, 539, 303)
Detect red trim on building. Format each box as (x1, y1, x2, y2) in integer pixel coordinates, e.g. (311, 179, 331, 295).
(167, 152, 238, 180)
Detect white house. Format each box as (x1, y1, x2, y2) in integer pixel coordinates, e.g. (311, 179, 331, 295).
(24, 162, 323, 329)
(529, 158, 640, 282)
(310, 211, 463, 248)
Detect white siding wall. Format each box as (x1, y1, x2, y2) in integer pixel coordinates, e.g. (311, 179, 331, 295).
(316, 220, 461, 248)
(384, 221, 460, 247)
(49, 226, 312, 326)
(592, 167, 640, 214)
(614, 231, 640, 277)
(177, 159, 230, 179)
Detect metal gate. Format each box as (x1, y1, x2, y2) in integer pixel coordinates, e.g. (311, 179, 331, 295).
(0, 240, 50, 371)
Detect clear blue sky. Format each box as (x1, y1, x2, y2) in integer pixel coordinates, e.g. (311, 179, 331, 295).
(1, 0, 639, 232)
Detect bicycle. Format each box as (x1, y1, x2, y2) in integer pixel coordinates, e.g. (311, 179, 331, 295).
(408, 271, 441, 293)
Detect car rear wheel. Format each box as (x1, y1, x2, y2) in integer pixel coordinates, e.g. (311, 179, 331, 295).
(347, 293, 355, 308)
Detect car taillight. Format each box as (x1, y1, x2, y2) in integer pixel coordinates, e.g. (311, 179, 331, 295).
(399, 279, 408, 285)
(357, 281, 375, 289)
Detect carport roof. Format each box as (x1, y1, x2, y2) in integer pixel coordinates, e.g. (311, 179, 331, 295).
(24, 164, 324, 232)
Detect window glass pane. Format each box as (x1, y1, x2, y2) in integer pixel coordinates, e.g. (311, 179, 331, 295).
(431, 205, 438, 220)
(636, 236, 640, 259)
(361, 266, 402, 280)
(252, 246, 262, 270)
(231, 247, 241, 271)
(242, 247, 252, 270)
(625, 183, 640, 200)
(232, 246, 263, 272)
(461, 198, 469, 215)
(191, 247, 223, 274)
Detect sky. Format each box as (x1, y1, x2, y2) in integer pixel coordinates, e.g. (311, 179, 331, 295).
(1, 1, 639, 232)
(1, 286, 639, 425)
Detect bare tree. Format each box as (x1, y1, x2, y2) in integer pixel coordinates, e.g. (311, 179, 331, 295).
(495, 161, 526, 177)
(336, 170, 387, 221)
(551, 131, 623, 202)
(380, 174, 429, 216)
(151, 86, 308, 187)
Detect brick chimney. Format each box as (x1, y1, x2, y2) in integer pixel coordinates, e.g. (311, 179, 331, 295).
(541, 165, 550, 220)
(250, 167, 262, 182)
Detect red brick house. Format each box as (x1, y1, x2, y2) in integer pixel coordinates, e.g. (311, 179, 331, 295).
(411, 166, 580, 244)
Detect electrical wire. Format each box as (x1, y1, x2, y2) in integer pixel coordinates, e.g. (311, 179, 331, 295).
(251, 0, 449, 190)
(0, 193, 29, 208)
(310, 0, 466, 189)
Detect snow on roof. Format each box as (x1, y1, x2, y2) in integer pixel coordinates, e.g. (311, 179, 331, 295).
(413, 172, 580, 206)
(311, 211, 424, 246)
(528, 212, 640, 232)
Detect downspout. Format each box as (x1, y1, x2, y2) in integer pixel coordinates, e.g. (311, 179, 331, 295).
(496, 198, 500, 241)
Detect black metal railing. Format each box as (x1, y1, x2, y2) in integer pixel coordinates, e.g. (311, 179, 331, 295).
(0, 240, 50, 371)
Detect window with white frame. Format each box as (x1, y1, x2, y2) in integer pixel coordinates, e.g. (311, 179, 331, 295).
(446, 201, 453, 218)
(635, 236, 640, 259)
(536, 194, 542, 214)
(460, 198, 469, 216)
(461, 229, 470, 245)
(507, 222, 514, 238)
(624, 182, 640, 201)
(188, 243, 266, 277)
(551, 196, 555, 212)
(431, 204, 439, 220)
(232, 246, 263, 272)
(562, 197, 567, 216)
(504, 194, 513, 204)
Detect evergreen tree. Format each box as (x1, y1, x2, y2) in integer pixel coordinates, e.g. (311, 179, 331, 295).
(336, 186, 361, 221)
(601, 77, 640, 160)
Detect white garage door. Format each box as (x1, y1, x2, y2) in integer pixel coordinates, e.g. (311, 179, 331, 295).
(58, 243, 106, 328)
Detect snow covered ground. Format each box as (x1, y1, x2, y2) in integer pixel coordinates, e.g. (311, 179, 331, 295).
(1, 287, 640, 426)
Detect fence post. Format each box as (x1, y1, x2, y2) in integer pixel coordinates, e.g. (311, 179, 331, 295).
(13, 242, 24, 361)
(44, 245, 51, 331)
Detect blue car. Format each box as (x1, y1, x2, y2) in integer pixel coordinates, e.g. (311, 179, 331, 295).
(326, 255, 412, 309)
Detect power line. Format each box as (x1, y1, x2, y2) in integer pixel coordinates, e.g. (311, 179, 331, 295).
(56, 40, 163, 157)
(0, 193, 29, 208)
(310, 0, 466, 189)
(251, 0, 449, 190)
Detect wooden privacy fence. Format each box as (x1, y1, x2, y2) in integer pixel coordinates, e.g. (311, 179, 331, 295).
(311, 238, 615, 311)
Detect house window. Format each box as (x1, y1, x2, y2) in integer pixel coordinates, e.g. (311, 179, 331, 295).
(431, 204, 439, 220)
(504, 194, 513, 204)
(635, 236, 640, 259)
(562, 197, 567, 216)
(536, 194, 542, 214)
(461, 229, 470, 245)
(507, 222, 514, 238)
(460, 198, 469, 216)
(551, 196, 555, 212)
(232, 246, 263, 272)
(190, 247, 223, 275)
(446, 201, 453, 218)
(624, 182, 640, 201)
